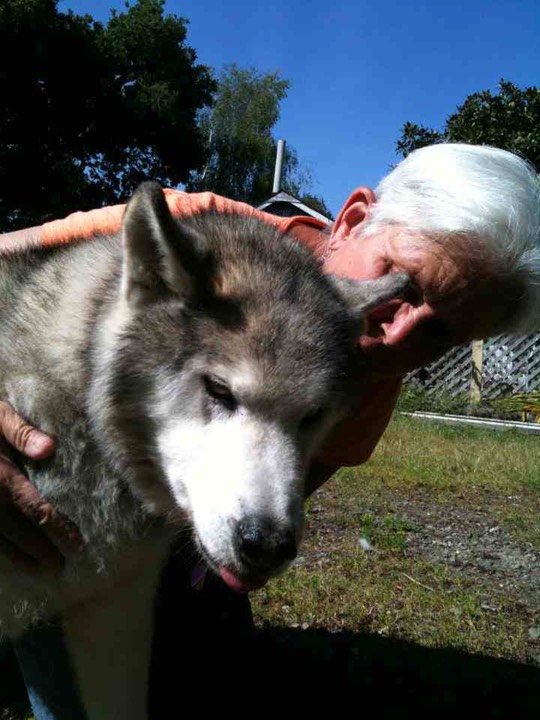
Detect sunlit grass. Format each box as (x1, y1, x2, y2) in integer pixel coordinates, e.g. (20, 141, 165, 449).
(252, 415, 540, 662)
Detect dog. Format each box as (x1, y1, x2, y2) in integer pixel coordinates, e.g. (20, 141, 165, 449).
(0, 182, 408, 718)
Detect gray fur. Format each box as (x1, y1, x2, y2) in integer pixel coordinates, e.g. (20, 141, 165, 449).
(0, 182, 409, 641)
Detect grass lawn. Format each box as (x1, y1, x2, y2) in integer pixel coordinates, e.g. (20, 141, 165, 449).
(252, 415, 540, 662)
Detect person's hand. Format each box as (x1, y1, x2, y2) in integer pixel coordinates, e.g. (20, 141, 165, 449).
(0, 401, 82, 573)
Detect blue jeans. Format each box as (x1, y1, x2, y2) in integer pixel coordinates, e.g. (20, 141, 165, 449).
(14, 622, 88, 720)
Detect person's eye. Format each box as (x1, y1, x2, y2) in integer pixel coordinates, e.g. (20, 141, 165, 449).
(203, 376, 238, 412)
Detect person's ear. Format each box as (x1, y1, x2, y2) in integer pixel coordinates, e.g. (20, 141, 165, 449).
(362, 302, 435, 347)
(331, 187, 376, 245)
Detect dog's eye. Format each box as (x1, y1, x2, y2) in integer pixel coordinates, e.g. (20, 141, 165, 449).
(300, 407, 325, 429)
(203, 376, 237, 412)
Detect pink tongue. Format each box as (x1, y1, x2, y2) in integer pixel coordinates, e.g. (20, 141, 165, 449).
(219, 567, 267, 593)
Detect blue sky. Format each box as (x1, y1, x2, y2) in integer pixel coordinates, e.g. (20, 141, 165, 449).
(62, 0, 539, 216)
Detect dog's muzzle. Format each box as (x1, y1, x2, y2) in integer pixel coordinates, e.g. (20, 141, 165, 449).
(232, 515, 298, 573)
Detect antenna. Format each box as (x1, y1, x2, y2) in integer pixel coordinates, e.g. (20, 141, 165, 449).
(272, 139, 286, 194)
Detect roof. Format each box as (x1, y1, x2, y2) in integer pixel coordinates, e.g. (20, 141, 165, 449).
(257, 191, 331, 224)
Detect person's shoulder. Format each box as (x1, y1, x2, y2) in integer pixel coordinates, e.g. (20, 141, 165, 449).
(165, 190, 289, 226)
(26, 189, 325, 250)
(41, 204, 126, 247)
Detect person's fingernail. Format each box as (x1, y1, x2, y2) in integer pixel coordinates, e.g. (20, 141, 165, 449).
(27, 432, 53, 457)
(37, 506, 53, 526)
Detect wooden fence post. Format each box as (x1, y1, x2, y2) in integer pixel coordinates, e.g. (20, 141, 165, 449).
(470, 340, 484, 403)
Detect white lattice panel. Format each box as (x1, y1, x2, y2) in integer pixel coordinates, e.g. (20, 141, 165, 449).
(405, 343, 473, 397)
(482, 334, 540, 398)
(405, 333, 540, 399)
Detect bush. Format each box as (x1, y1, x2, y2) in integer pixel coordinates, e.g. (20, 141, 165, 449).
(396, 384, 522, 421)
(396, 385, 470, 415)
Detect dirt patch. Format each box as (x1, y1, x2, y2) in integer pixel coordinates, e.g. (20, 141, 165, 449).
(300, 483, 540, 664)
(387, 489, 539, 612)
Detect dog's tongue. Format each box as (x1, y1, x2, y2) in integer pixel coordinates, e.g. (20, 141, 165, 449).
(219, 567, 267, 593)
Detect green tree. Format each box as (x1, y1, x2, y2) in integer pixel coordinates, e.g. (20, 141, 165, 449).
(188, 64, 328, 211)
(396, 80, 540, 168)
(0, 0, 215, 230)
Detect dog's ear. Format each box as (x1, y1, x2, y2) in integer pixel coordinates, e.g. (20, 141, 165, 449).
(332, 272, 411, 325)
(121, 182, 207, 308)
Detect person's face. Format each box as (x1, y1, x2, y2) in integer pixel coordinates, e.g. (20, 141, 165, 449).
(326, 190, 522, 376)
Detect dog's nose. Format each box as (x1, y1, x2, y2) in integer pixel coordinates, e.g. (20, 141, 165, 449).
(234, 516, 297, 570)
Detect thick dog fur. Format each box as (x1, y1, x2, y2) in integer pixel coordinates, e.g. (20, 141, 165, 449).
(0, 184, 408, 718)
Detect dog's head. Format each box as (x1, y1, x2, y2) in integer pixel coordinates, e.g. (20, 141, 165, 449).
(96, 183, 409, 591)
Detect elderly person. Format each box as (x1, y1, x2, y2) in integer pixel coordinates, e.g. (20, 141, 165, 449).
(0, 143, 539, 718)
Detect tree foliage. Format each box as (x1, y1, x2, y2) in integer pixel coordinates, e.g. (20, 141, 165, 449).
(396, 80, 540, 169)
(187, 64, 327, 211)
(0, 0, 215, 229)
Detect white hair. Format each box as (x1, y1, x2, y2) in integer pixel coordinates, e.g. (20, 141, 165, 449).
(363, 143, 540, 332)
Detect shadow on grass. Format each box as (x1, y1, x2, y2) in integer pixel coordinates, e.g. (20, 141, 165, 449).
(2, 621, 538, 719)
(150, 576, 539, 718)
(247, 627, 540, 716)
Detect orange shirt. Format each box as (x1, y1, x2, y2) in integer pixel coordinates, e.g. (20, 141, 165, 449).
(0, 190, 326, 255)
(0, 189, 401, 471)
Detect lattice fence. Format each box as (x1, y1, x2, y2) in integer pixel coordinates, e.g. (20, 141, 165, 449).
(405, 333, 540, 400)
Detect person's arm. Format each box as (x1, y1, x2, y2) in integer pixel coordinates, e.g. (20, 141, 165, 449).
(306, 374, 402, 495)
(0, 402, 82, 573)
(0, 226, 42, 254)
